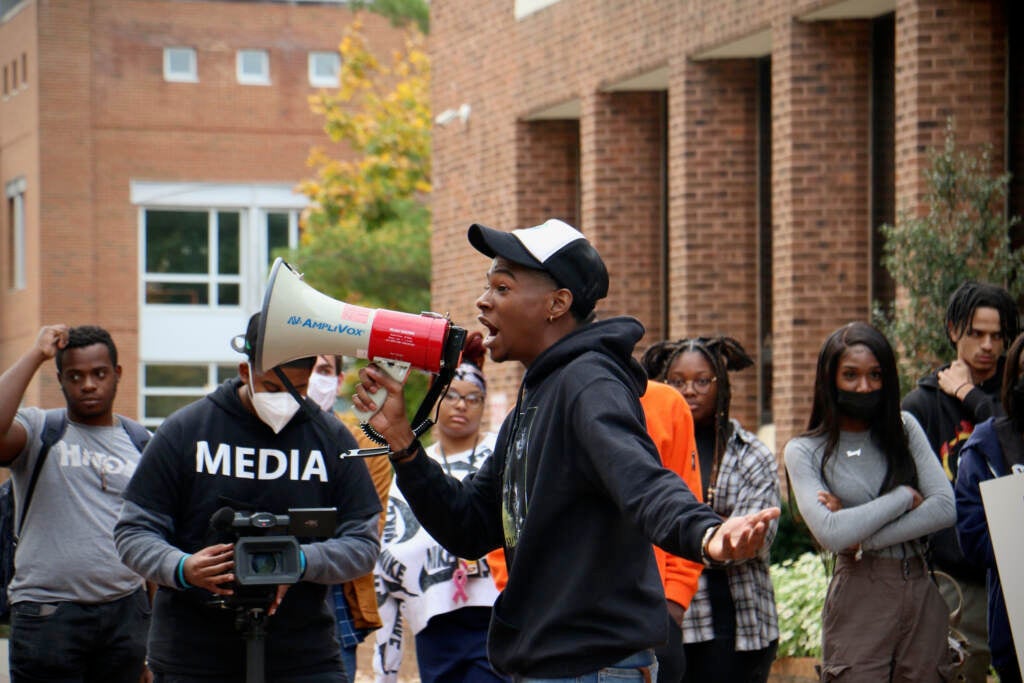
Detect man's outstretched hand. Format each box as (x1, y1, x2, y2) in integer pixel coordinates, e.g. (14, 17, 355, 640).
(706, 508, 780, 563)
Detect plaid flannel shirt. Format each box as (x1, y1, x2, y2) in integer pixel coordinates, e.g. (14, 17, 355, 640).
(681, 419, 781, 650)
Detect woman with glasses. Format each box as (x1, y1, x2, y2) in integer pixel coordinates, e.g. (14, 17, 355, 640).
(641, 336, 780, 683)
(373, 331, 508, 683)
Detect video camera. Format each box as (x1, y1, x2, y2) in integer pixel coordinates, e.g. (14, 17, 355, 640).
(208, 507, 337, 611)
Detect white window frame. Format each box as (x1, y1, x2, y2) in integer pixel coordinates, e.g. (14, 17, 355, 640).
(237, 49, 270, 86)
(141, 362, 238, 428)
(131, 181, 308, 422)
(308, 51, 340, 88)
(6, 176, 26, 291)
(163, 47, 198, 83)
(141, 208, 245, 308)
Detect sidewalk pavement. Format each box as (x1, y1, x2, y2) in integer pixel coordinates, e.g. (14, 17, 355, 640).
(0, 638, 8, 683)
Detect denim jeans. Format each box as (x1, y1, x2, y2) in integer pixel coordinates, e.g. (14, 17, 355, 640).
(153, 672, 347, 683)
(513, 650, 657, 683)
(10, 587, 149, 683)
(339, 643, 357, 683)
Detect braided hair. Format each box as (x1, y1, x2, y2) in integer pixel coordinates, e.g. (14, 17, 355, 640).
(641, 336, 754, 499)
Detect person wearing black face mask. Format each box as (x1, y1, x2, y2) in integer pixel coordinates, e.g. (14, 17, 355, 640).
(784, 322, 957, 681)
(955, 332, 1024, 683)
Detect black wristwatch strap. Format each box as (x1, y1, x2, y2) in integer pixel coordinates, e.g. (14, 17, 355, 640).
(389, 439, 421, 465)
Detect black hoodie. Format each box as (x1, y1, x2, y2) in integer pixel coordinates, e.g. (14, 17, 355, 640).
(117, 378, 381, 678)
(393, 317, 721, 678)
(902, 359, 1003, 581)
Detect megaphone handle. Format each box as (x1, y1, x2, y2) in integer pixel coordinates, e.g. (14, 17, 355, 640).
(352, 359, 412, 423)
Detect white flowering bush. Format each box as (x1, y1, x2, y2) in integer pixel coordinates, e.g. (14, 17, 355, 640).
(771, 552, 829, 658)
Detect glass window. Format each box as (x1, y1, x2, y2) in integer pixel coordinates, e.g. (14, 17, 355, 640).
(144, 209, 242, 306)
(142, 363, 238, 427)
(6, 177, 26, 291)
(266, 212, 291, 267)
(164, 47, 197, 83)
(308, 51, 340, 88)
(237, 49, 270, 85)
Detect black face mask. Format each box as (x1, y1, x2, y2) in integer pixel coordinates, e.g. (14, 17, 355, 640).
(836, 389, 883, 421)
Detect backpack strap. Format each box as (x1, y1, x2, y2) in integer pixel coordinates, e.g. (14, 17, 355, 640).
(116, 415, 151, 454)
(16, 411, 149, 538)
(17, 408, 68, 536)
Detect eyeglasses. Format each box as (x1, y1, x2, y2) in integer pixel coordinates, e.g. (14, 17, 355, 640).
(442, 390, 484, 407)
(666, 376, 717, 394)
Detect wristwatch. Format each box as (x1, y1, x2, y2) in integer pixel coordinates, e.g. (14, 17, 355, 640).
(700, 523, 734, 569)
(389, 439, 421, 465)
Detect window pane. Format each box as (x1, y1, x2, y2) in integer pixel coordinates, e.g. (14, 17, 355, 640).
(218, 212, 240, 274)
(240, 50, 267, 76)
(146, 394, 201, 418)
(217, 365, 238, 383)
(218, 283, 240, 305)
(146, 364, 208, 387)
(145, 282, 208, 305)
(165, 47, 197, 81)
(146, 210, 209, 274)
(169, 50, 192, 73)
(315, 52, 339, 77)
(267, 213, 289, 266)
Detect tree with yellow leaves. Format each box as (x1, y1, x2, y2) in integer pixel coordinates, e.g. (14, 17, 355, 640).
(293, 19, 430, 314)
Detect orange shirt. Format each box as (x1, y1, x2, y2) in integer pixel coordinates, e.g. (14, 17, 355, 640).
(640, 381, 704, 609)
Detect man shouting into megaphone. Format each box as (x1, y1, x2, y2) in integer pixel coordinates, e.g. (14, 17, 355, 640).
(354, 218, 780, 683)
(115, 313, 381, 683)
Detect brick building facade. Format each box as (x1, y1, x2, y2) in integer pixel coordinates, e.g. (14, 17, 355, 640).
(428, 0, 1023, 450)
(0, 0, 403, 425)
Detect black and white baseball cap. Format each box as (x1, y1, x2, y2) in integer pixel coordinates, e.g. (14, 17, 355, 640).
(467, 218, 609, 317)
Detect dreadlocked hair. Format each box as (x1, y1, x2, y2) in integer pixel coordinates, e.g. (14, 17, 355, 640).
(56, 325, 118, 374)
(945, 281, 1020, 351)
(641, 336, 754, 496)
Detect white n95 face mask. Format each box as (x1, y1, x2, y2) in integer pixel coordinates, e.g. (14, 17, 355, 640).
(307, 373, 339, 413)
(247, 366, 301, 434)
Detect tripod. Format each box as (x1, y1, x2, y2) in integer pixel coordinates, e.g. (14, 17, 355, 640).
(238, 606, 268, 683)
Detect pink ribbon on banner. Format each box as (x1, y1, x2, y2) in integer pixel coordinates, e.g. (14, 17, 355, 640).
(452, 560, 469, 603)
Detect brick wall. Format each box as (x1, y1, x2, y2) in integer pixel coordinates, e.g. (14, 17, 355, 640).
(430, 0, 1018, 456)
(580, 90, 665, 341)
(770, 17, 873, 447)
(672, 58, 760, 428)
(1, 0, 404, 416)
(0, 1, 42, 401)
(894, 0, 1006, 214)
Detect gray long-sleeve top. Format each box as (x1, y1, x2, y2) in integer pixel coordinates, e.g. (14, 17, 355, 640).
(784, 412, 955, 557)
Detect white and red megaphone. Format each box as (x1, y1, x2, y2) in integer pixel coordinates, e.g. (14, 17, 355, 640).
(255, 258, 466, 429)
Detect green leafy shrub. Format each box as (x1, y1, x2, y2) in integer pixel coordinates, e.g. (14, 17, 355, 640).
(876, 119, 1023, 394)
(772, 552, 829, 659)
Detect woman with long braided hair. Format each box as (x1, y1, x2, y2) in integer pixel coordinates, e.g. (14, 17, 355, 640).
(642, 336, 781, 683)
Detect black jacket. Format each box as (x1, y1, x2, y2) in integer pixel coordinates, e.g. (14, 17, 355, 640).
(902, 359, 1003, 581)
(117, 379, 381, 678)
(393, 317, 721, 677)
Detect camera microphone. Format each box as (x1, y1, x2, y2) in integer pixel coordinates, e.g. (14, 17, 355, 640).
(209, 506, 237, 536)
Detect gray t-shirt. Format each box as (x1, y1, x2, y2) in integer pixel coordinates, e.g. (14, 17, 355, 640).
(10, 407, 146, 604)
(784, 412, 956, 559)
